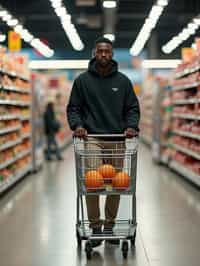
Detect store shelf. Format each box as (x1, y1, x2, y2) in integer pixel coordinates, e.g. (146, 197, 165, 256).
(0, 125, 21, 135)
(0, 99, 30, 106)
(20, 116, 31, 121)
(0, 165, 31, 194)
(0, 149, 31, 170)
(172, 143, 200, 160)
(1, 85, 31, 94)
(173, 130, 200, 141)
(175, 65, 200, 79)
(172, 113, 200, 120)
(173, 98, 200, 105)
(21, 133, 31, 139)
(0, 138, 22, 151)
(161, 155, 170, 164)
(161, 142, 169, 148)
(0, 114, 20, 120)
(169, 161, 200, 187)
(0, 69, 30, 81)
(173, 81, 200, 91)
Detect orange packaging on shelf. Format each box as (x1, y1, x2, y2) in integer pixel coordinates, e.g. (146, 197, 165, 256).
(0, 47, 6, 68)
(195, 38, 200, 55)
(181, 48, 196, 63)
(8, 31, 21, 52)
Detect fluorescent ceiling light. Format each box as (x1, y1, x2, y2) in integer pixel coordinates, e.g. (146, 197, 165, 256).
(162, 14, 200, 54)
(52, 1, 62, 8)
(104, 34, 115, 41)
(55, 7, 66, 16)
(142, 59, 181, 69)
(7, 18, 18, 26)
(0, 34, 6, 42)
(130, 0, 169, 56)
(14, 24, 24, 34)
(61, 14, 71, 22)
(29, 60, 89, 69)
(193, 18, 200, 25)
(49, 0, 84, 51)
(149, 5, 163, 18)
(2, 14, 12, 21)
(0, 10, 7, 17)
(103, 1, 117, 8)
(157, 0, 168, 6)
(187, 27, 195, 34)
(0, 5, 54, 57)
(50, 0, 62, 3)
(188, 23, 198, 30)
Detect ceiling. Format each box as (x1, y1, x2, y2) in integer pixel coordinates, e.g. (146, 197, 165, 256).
(0, 0, 200, 58)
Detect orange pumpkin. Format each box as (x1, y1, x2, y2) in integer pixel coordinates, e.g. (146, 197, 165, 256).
(98, 164, 116, 181)
(85, 170, 104, 189)
(112, 172, 130, 189)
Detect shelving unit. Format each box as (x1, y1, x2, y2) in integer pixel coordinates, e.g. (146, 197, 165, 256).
(169, 57, 200, 186)
(173, 130, 200, 141)
(140, 76, 155, 146)
(0, 51, 32, 194)
(169, 161, 200, 186)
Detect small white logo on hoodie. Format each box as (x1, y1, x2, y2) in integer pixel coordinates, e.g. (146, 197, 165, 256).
(112, 88, 119, 92)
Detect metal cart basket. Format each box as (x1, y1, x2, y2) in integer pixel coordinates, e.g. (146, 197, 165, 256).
(73, 134, 138, 259)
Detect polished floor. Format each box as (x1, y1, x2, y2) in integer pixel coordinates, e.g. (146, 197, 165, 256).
(0, 144, 200, 266)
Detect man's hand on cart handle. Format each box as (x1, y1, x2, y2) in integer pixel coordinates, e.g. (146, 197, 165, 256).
(74, 127, 88, 140)
(124, 128, 138, 138)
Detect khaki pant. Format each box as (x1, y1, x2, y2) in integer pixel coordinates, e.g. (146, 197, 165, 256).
(85, 138, 125, 229)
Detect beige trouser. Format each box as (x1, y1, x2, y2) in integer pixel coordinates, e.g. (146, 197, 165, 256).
(85, 138, 125, 229)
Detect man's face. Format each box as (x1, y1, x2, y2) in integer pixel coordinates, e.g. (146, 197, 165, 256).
(95, 42, 113, 66)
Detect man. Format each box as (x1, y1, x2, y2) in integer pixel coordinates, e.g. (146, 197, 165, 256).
(67, 37, 140, 247)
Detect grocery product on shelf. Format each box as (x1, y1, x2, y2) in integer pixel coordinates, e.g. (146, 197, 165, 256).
(141, 74, 173, 163)
(140, 74, 154, 145)
(159, 81, 173, 164)
(169, 53, 200, 186)
(0, 49, 32, 193)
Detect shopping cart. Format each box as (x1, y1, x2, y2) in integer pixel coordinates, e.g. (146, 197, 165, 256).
(73, 134, 138, 259)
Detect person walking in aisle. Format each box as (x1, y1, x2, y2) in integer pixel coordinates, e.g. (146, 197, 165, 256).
(44, 102, 63, 161)
(67, 37, 140, 247)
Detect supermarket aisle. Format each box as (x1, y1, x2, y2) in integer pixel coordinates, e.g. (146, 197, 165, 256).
(0, 144, 200, 266)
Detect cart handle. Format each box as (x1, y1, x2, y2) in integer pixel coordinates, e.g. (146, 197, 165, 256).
(87, 134, 138, 138)
(87, 134, 125, 138)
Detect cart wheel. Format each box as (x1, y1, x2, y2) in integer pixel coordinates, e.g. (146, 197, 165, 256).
(130, 230, 136, 247)
(122, 240, 129, 259)
(76, 230, 82, 247)
(85, 241, 92, 260)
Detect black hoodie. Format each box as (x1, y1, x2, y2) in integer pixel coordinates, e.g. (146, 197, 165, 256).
(67, 58, 140, 134)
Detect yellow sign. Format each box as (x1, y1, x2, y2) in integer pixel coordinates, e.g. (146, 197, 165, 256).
(181, 48, 195, 63)
(8, 31, 21, 52)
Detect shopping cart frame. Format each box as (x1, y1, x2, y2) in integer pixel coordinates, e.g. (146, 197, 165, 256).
(73, 134, 138, 259)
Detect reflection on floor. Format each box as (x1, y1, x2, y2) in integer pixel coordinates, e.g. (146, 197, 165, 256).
(0, 144, 200, 266)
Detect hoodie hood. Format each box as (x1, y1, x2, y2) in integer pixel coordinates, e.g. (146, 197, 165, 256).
(88, 57, 118, 77)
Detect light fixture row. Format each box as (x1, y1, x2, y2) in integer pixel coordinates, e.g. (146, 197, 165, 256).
(29, 59, 180, 70)
(0, 8, 54, 58)
(104, 34, 115, 42)
(103, 1, 117, 9)
(130, 0, 169, 56)
(162, 15, 200, 54)
(49, 0, 84, 51)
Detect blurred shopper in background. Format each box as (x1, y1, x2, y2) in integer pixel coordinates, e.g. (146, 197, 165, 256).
(44, 102, 63, 161)
(67, 37, 140, 247)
